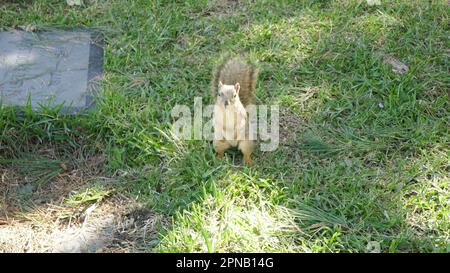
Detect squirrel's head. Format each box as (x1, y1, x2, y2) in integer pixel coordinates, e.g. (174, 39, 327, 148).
(217, 81, 240, 107)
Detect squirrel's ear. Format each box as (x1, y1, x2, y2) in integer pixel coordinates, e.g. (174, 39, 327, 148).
(218, 81, 223, 88)
(235, 82, 240, 94)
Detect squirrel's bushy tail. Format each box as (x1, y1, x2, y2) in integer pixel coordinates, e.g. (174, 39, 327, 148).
(211, 54, 258, 107)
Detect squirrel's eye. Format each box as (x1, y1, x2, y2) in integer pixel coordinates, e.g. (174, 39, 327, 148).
(234, 94, 236, 98)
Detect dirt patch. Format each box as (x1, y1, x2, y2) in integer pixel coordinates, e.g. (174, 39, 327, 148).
(0, 143, 108, 217)
(279, 107, 305, 146)
(0, 194, 168, 253)
(382, 54, 409, 74)
(0, 143, 168, 252)
(200, 0, 240, 18)
(99, 205, 168, 253)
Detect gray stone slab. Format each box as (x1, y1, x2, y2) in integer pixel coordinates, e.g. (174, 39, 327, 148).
(0, 30, 103, 113)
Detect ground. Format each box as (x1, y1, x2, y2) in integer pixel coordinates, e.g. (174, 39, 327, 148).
(0, 0, 449, 252)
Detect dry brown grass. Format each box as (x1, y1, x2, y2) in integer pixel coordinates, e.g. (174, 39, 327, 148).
(0, 143, 168, 253)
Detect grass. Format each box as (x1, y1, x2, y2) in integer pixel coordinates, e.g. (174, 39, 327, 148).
(0, 0, 449, 252)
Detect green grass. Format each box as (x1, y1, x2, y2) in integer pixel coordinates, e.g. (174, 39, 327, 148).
(0, 0, 449, 252)
(65, 183, 111, 206)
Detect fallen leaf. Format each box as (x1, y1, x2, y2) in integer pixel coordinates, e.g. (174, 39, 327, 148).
(19, 24, 37, 32)
(366, 241, 381, 253)
(309, 222, 325, 229)
(367, 0, 381, 6)
(383, 54, 409, 74)
(60, 163, 68, 171)
(67, 0, 82, 6)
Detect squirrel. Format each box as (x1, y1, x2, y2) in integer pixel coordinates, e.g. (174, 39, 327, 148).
(210, 55, 258, 165)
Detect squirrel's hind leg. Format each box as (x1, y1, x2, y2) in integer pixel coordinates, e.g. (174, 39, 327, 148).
(238, 140, 253, 166)
(214, 140, 231, 159)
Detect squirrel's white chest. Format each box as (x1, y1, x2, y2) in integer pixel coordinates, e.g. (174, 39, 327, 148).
(213, 103, 247, 146)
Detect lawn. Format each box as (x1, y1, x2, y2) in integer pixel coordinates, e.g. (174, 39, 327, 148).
(0, 0, 448, 252)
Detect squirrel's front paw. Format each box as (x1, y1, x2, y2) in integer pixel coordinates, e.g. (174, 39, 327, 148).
(244, 155, 253, 166)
